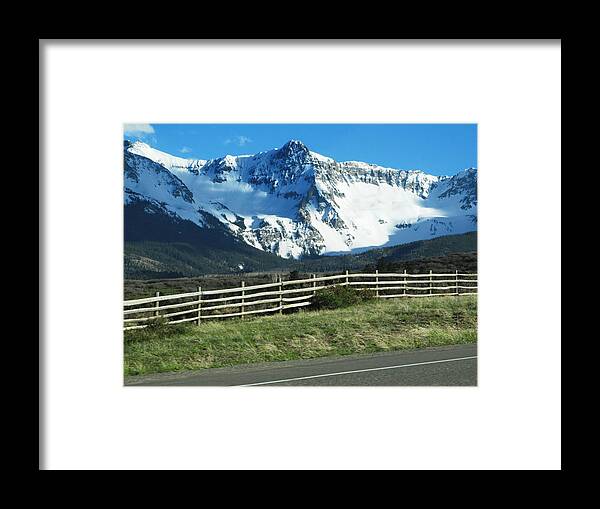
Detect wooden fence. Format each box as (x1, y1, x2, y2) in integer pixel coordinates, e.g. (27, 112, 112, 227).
(123, 270, 478, 330)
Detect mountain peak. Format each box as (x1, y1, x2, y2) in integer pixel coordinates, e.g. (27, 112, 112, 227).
(280, 139, 309, 154)
(125, 139, 151, 151)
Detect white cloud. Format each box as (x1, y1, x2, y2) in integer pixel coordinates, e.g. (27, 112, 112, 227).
(124, 123, 155, 135)
(225, 135, 252, 147)
(179, 146, 192, 154)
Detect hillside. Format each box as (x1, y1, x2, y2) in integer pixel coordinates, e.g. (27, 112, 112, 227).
(124, 199, 292, 278)
(296, 231, 477, 271)
(125, 231, 477, 280)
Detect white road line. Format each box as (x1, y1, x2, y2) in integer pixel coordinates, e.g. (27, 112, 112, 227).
(236, 355, 478, 386)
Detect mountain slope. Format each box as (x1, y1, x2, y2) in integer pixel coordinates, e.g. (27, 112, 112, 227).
(124, 240, 292, 279)
(124, 139, 477, 261)
(295, 231, 477, 272)
(124, 199, 294, 278)
(125, 231, 477, 278)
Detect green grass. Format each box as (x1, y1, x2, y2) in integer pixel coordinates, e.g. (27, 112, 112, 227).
(124, 295, 477, 377)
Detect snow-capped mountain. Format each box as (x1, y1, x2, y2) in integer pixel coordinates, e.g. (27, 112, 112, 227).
(124, 139, 477, 259)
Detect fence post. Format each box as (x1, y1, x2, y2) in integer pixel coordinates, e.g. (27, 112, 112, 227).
(455, 269, 459, 296)
(154, 291, 160, 319)
(403, 269, 407, 297)
(278, 275, 283, 314)
(241, 281, 245, 319)
(345, 269, 349, 286)
(375, 269, 379, 298)
(197, 286, 202, 325)
(429, 269, 433, 296)
(311, 274, 316, 297)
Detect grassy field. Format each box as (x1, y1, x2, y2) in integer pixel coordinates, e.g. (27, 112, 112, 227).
(124, 295, 477, 377)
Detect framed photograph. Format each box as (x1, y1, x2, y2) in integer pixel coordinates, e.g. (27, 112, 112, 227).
(40, 39, 561, 470)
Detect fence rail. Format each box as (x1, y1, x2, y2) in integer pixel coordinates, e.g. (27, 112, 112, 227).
(123, 270, 477, 330)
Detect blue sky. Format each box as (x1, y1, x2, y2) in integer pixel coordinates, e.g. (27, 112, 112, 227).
(124, 124, 477, 175)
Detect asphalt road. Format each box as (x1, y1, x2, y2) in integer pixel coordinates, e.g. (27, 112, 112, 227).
(125, 344, 477, 386)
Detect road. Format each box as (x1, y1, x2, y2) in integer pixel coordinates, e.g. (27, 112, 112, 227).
(125, 344, 477, 386)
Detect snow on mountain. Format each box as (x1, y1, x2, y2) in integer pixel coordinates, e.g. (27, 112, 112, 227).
(124, 139, 477, 258)
(126, 140, 207, 176)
